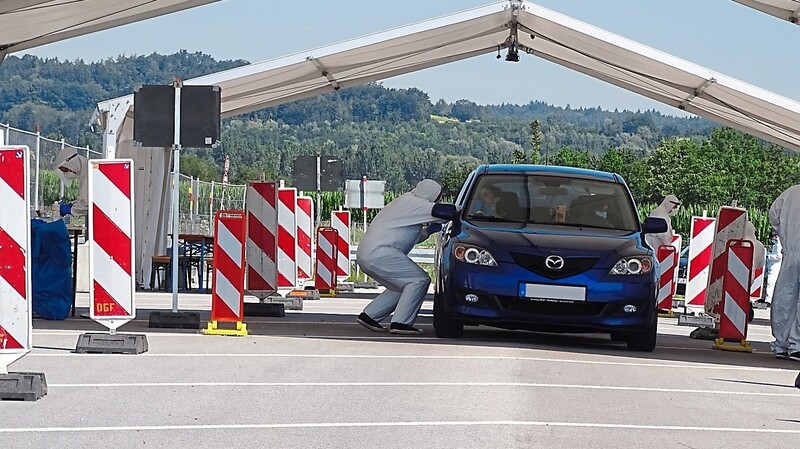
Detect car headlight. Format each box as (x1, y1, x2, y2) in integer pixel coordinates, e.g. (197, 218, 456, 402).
(453, 244, 498, 267)
(609, 257, 653, 275)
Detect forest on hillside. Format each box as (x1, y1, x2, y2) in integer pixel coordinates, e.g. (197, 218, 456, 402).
(3, 50, 799, 218)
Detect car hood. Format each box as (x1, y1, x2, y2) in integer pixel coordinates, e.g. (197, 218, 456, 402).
(456, 222, 648, 263)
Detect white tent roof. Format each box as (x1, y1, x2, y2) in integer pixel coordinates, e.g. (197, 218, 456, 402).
(96, 0, 800, 152)
(0, 0, 219, 61)
(733, 0, 800, 24)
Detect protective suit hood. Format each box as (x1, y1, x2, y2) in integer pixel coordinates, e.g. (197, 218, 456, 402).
(411, 179, 441, 202)
(645, 194, 680, 251)
(53, 148, 89, 216)
(656, 194, 682, 217)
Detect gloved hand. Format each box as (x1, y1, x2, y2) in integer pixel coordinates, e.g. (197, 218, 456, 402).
(59, 203, 73, 216)
(426, 222, 443, 234)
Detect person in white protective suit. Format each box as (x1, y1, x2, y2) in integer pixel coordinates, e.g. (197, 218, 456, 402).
(356, 179, 455, 335)
(763, 233, 782, 304)
(769, 184, 800, 360)
(53, 148, 89, 216)
(644, 194, 681, 251)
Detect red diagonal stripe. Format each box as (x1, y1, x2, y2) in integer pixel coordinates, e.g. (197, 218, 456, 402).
(689, 245, 712, 280)
(692, 218, 715, 236)
(248, 213, 276, 261)
(93, 281, 129, 316)
(93, 207, 131, 275)
(252, 183, 276, 207)
(278, 225, 294, 256)
(0, 150, 25, 199)
(298, 198, 311, 215)
(0, 226, 26, 299)
(277, 271, 293, 287)
(278, 189, 294, 209)
(717, 209, 745, 232)
(0, 324, 23, 350)
(98, 162, 131, 199)
(247, 266, 274, 292)
(710, 253, 727, 284)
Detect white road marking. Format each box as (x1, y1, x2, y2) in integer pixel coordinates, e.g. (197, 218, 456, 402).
(44, 381, 800, 397)
(1, 421, 799, 434)
(24, 352, 798, 373)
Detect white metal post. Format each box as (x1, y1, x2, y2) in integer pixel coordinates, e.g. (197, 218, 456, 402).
(59, 139, 66, 199)
(34, 129, 41, 212)
(171, 81, 182, 313)
(316, 153, 322, 225)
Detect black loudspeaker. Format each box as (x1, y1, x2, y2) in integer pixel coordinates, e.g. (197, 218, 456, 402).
(180, 85, 221, 147)
(133, 85, 221, 148)
(134, 85, 174, 148)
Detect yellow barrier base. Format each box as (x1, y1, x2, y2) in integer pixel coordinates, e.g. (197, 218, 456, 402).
(318, 289, 338, 297)
(658, 310, 675, 318)
(201, 320, 248, 336)
(712, 338, 752, 353)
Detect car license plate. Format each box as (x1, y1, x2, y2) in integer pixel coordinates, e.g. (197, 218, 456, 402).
(519, 283, 586, 302)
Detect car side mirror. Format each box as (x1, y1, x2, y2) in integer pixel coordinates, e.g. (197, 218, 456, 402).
(643, 217, 668, 234)
(432, 203, 459, 221)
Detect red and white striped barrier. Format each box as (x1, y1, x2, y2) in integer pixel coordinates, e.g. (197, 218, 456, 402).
(705, 207, 748, 317)
(315, 227, 338, 293)
(245, 182, 278, 298)
(714, 240, 753, 352)
(0, 146, 32, 372)
(656, 245, 677, 313)
(750, 265, 765, 302)
(277, 187, 298, 288)
(88, 159, 135, 331)
(296, 196, 313, 281)
(331, 210, 351, 279)
(685, 216, 715, 312)
(205, 210, 247, 336)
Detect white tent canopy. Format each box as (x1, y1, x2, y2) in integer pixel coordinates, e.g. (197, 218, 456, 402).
(94, 0, 800, 286)
(0, 0, 219, 62)
(733, 0, 800, 24)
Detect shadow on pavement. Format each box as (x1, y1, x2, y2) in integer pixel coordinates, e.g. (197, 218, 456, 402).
(31, 303, 799, 373)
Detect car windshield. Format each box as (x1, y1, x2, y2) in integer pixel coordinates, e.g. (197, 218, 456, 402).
(465, 173, 640, 231)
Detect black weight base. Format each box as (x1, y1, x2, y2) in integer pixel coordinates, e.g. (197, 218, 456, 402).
(0, 372, 47, 401)
(75, 333, 148, 354)
(149, 311, 200, 329)
(244, 302, 285, 317)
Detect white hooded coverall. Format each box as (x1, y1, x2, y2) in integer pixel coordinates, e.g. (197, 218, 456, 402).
(769, 184, 800, 355)
(357, 179, 447, 326)
(644, 194, 681, 251)
(54, 149, 89, 216)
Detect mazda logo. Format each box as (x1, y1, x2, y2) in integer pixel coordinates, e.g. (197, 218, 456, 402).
(545, 255, 565, 270)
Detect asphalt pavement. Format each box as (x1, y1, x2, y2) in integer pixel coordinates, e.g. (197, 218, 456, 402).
(2, 291, 799, 449)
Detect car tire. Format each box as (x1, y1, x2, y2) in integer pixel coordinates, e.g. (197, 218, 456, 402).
(433, 291, 463, 338)
(748, 303, 755, 323)
(626, 310, 657, 352)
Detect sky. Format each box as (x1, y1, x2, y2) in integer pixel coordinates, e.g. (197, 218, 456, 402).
(14, 0, 800, 117)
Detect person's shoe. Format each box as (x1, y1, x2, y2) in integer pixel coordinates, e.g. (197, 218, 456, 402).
(789, 351, 800, 362)
(357, 313, 387, 333)
(775, 351, 790, 360)
(389, 322, 424, 335)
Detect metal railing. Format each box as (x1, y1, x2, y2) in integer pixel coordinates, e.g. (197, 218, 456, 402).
(2, 123, 101, 223)
(2, 122, 246, 235)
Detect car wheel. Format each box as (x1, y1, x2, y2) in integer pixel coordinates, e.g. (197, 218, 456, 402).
(433, 291, 463, 338)
(626, 310, 657, 352)
(748, 303, 755, 323)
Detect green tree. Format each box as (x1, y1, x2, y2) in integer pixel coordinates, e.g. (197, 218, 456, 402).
(529, 119, 542, 164)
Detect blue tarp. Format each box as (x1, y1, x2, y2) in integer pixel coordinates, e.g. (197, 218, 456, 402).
(30, 219, 72, 320)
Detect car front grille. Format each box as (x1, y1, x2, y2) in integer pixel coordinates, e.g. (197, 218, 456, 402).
(510, 252, 599, 279)
(498, 296, 606, 316)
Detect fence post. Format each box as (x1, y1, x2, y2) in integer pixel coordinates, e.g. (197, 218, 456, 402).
(34, 126, 41, 212)
(59, 138, 66, 199)
(209, 180, 215, 230)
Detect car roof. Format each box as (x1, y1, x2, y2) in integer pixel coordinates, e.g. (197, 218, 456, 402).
(479, 164, 619, 182)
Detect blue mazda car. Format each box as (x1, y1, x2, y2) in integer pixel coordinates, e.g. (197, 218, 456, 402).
(433, 164, 668, 351)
